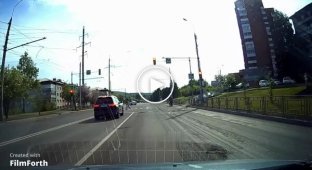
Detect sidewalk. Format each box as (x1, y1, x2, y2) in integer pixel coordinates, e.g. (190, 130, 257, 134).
(4, 108, 92, 122)
(176, 103, 312, 127)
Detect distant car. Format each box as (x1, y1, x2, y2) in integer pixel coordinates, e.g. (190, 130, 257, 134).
(236, 82, 250, 89)
(130, 101, 137, 105)
(259, 80, 269, 87)
(283, 77, 295, 84)
(273, 79, 282, 86)
(93, 95, 124, 120)
(236, 83, 243, 88)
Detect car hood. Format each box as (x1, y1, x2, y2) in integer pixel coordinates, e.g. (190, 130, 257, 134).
(26, 159, 311, 170)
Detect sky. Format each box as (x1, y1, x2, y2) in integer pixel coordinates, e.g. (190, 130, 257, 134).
(0, 0, 311, 92)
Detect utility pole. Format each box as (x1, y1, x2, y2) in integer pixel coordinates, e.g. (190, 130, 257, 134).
(0, 17, 12, 121)
(108, 58, 111, 94)
(71, 72, 73, 109)
(194, 33, 204, 104)
(189, 57, 192, 76)
(79, 62, 82, 109)
(82, 26, 85, 86)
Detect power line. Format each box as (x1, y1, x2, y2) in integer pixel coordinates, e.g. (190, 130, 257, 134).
(23, 44, 76, 51)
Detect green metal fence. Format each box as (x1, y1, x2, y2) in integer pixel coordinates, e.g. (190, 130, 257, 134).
(205, 96, 312, 118)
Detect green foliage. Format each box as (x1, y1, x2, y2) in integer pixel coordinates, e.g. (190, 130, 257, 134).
(270, 10, 312, 81)
(61, 85, 74, 103)
(17, 52, 40, 95)
(225, 74, 238, 90)
(115, 94, 124, 102)
(1, 51, 40, 116)
(3, 68, 25, 99)
(150, 88, 161, 101)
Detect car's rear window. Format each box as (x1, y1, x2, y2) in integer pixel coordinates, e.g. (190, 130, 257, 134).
(96, 97, 113, 104)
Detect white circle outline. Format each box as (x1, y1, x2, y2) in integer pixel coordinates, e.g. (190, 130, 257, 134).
(136, 65, 174, 104)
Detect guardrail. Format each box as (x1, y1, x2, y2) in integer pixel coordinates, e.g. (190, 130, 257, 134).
(174, 96, 312, 120)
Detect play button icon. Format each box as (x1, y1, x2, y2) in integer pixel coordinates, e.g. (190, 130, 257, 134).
(136, 65, 174, 104)
(149, 78, 165, 92)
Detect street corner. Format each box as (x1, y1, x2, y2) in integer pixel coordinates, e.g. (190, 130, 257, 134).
(136, 65, 175, 104)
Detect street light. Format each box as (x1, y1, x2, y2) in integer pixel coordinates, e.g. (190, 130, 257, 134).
(183, 18, 205, 104)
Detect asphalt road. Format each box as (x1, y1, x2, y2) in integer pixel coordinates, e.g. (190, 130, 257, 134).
(0, 103, 312, 169)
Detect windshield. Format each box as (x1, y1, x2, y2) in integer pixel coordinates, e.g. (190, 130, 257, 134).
(0, 0, 312, 169)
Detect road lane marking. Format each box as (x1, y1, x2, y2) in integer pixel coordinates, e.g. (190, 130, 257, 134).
(0, 116, 93, 147)
(75, 112, 135, 166)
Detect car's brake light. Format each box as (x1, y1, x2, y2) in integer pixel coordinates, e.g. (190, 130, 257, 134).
(93, 104, 100, 108)
(108, 104, 116, 107)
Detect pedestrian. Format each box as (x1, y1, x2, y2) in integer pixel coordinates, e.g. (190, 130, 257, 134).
(125, 99, 131, 110)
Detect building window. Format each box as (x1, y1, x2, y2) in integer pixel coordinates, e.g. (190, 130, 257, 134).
(246, 49, 256, 57)
(263, 16, 268, 20)
(243, 32, 252, 39)
(247, 57, 257, 60)
(248, 66, 258, 69)
(245, 41, 255, 49)
(270, 49, 275, 53)
(242, 24, 251, 33)
(261, 9, 266, 15)
(248, 60, 257, 64)
(268, 38, 272, 41)
(238, 9, 247, 16)
(266, 30, 272, 35)
(269, 43, 274, 47)
(235, 0, 245, 10)
(245, 41, 256, 57)
(240, 18, 249, 24)
(264, 21, 269, 25)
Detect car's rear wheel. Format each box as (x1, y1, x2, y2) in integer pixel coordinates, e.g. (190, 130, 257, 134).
(115, 109, 120, 119)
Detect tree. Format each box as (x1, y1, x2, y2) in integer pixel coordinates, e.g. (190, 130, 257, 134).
(2, 68, 24, 118)
(224, 74, 237, 90)
(77, 86, 91, 106)
(214, 74, 226, 90)
(1, 52, 39, 118)
(172, 82, 180, 98)
(135, 93, 141, 101)
(270, 10, 309, 81)
(16, 52, 39, 112)
(150, 88, 161, 102)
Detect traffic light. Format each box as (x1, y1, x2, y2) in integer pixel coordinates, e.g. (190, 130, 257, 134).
(69, 89, 74, 95)
(165, 58, 171, 64)
(98, 69, 101, 75)
(153, 58, 156, 65)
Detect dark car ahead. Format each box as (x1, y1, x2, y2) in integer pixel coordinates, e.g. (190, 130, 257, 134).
(93, 95, 124, 120)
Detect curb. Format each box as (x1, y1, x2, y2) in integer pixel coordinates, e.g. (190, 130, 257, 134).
(3, 108, 93, 122)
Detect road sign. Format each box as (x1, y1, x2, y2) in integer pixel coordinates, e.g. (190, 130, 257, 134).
(165, 58, 171, 64)
(86, 70, 91, 75)
(188, 73, 194, 80)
